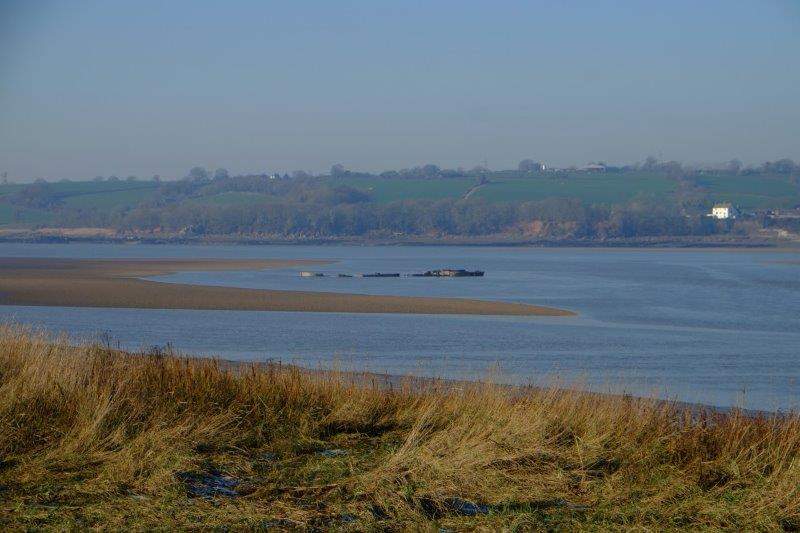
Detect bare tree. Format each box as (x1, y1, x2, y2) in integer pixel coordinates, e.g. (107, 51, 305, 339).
(187, 167, 209, 181)
(725, 159, 743, 174)
(330, 164, 347, 178)
(642, 156, 659, 170)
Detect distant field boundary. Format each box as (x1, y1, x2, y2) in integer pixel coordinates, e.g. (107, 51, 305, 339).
(50, 183, 158, 200)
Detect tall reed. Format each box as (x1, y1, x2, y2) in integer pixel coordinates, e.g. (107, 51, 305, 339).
(0, 324, 797, 530)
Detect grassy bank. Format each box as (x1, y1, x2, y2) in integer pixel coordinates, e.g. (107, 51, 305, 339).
(1, 327, 799, 530)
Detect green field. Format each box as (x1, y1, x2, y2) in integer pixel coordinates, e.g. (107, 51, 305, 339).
(49, 180, 157, 195)
(60, 185, 159, 210)
(6, 181, 159, 211)
(330, 173, 679, 205)
(2, 173, 797, 227)
(189, 191, 281, 207)
(474, 172, 677, 204)
(694, 174, 800, 209)
(0, 184, 24, 199)
(330, 176, 475, 203)
(330, 173, 799, 208)
(0, 181, 159, 226)
(0, 203, 54, 226)
(50, 181, 159, 209)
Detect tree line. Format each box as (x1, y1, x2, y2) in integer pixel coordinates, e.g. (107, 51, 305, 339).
(5, 157, 796, 240)
(54, 195, 729, 240)
(9, 156, 797, 187)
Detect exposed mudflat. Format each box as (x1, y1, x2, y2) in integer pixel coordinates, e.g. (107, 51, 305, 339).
(0, 258, 575, 317)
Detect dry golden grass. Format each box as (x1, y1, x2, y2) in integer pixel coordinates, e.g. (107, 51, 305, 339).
(1, 325, 798, 530)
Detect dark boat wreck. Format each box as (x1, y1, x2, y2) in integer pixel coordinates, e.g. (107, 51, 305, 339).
(412, 269, 485, 277)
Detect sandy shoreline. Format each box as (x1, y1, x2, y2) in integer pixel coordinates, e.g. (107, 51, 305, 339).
(0, 258, 574, 317)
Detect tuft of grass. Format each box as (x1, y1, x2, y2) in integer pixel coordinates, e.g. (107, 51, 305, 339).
(1, 324, 799, 530)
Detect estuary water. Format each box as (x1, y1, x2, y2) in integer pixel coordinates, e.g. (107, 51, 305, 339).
(1, 242, 799, 411)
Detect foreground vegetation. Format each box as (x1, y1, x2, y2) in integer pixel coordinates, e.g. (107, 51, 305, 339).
(1, 326, 799, 530)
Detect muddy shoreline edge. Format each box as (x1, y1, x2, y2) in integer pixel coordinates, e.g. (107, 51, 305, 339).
(0, 257, 575, 317)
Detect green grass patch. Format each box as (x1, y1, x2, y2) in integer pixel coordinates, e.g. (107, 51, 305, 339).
(189, 191, 282, 207)
(3, 181, 159, 211)
(0, 203, 55, 226)
(60, 186, 158, 210)
(474, 172, 677, 204)
(695, 175, 800, 209)
(329, 177, 476, 203)
(45, 180, 159, 196)
(0, 183, 25, 198)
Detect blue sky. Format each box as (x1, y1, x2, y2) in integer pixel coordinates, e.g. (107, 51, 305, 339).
(1, 0, 798, 180)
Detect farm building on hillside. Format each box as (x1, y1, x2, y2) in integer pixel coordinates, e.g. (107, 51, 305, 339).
(709, 203, 739, 220)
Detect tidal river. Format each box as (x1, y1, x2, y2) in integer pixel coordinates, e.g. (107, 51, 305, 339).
(1, 242, 798, 411)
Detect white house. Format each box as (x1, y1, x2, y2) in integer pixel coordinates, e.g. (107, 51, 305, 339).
(709, 203, 739, 220)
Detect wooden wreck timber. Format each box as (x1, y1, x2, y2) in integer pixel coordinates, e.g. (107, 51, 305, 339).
(412, 269, 485, 277)
(301, 269, 485, 278)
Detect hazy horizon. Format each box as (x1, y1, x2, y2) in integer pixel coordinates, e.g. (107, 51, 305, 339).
(1, 0, 799, 181)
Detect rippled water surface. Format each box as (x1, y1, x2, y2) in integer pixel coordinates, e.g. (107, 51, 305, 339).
(1, 242, 799, 410)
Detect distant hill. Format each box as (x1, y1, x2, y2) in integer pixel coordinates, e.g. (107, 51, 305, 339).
(1, 164, 798, 242)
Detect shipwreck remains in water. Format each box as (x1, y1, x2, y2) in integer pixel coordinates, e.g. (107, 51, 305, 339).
(412, 268, 485, 277)
(302, 269, 484, 278)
